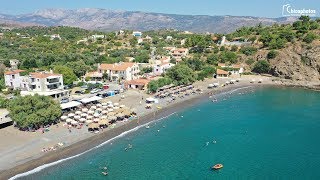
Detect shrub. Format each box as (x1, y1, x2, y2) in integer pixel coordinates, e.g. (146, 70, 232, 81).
(267, 50, 278, 59)
(245, 58, 255, 65)
(240, 46, 257, 56)
(253, 60, 270, 73)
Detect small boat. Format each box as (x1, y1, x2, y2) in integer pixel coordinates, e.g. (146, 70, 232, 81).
(102, 172, 108, 176)
(146, 125, 150, 129)
(212, 164, 223, 170)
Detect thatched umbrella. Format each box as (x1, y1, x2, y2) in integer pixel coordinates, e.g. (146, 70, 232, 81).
(122, 110, 132, 118)
(109, 116, 117, 121)
(99, 119, 108, 126)
(100, 115, 108, 120)
(116, 113, 124, 120)
(108, 112, 115, 116)
(88, 123, 99, 131)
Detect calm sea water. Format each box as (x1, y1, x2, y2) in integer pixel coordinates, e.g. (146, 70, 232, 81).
(20, 87, 320, 180)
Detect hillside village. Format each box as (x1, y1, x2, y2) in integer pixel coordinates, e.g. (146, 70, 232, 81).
(0, 15, 319, 129)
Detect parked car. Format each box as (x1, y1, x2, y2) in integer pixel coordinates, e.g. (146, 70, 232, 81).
(114, 89, 120, 94)
(60, 97, 69, 104)
(74, 90, 84, 94)
(90, 89, 100, 94)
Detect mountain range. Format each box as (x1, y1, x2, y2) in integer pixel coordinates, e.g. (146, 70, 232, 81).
(0, 8, 298, 33)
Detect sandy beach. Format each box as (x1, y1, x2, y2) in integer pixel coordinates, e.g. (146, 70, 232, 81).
(0, 75, 278, 179)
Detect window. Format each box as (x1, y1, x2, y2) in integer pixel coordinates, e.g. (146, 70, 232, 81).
(38, 86, 40, 88)
(37, 79, 39, 82)
(12, 75, 15, 79)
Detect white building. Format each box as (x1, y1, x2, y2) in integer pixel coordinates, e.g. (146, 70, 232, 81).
(85, 62, 140, 82)
(218, 63, 244, 75)
(153, 63, 175, 76)
(50, 34, 61, 40)
(91, 34, 105, 41)
(4, 70, 68, 99)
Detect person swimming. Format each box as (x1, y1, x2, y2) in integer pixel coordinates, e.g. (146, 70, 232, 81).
(206, 142, 209, 146)
(213, 140, 217, 144)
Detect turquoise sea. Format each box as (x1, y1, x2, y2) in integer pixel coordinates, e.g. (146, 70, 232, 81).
(18, 87, 320, 179)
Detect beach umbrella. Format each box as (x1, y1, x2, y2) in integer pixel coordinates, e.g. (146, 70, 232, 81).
(108, 112, 115, 116)
(88, 110, 94, 114)
(88, 123, 99, 129)
(109, 116, 117, 121)
(82, 108, 89, 112)
(79, 118, 86, 123)
(71, 120, 78, 125)
(102, 102, 108, 106)
(113, 106, 119, 110)
(93, 118, 100, 123)
(99, 119, 108, 125)
(68, 113, 75, 117)
(108, 108, 114, 112)
(66, 118, 73, 123)
(96, 108, 103, 112)
(100, 115, 108, 120)
(108, 104, 114, 108)
(114, 103, 119, 107)
(87, 115, 93, 120)
(94, 113, 100, 118)
(131, 108, 136, 115)
(86, 120, 93, 124)
(61, 116, 68, 121)
(107, 101, 112, 105)
(74, 115, 81, 120)
(101, 110, 108, 115)
(75, 111, 82, 115)
(120, 105, 125, 108)
(116, 113, 124, 118)
(97, 104, 102, 108)
(81, 113, 88, 117)
(91, 105, 97, 109)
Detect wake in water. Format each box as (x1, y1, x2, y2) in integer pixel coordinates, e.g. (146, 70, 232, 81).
(9, 112, 176, 180)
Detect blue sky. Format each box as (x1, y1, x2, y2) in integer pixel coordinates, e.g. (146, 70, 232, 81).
(0, 0, 319, 17)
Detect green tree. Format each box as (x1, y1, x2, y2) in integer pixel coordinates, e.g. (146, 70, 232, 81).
(102, 73, 109, 81)
(3, 59, 11, 68)
(129, 37, 138, 47)
(66, 60, 91, 77)
(253, 60, 270, 74)
(206, 54, 219, 65)
(53, 65, 77, 85)
(165, 64, 197, 85)
(147, 80, 159, 93)
(8, 95, 62, 130)
(240, 46, 257, 56)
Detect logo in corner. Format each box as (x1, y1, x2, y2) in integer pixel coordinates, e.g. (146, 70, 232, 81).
(282, 4, 316, 17)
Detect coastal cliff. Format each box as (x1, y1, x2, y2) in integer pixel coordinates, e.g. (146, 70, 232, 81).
(270, 42, 320, 82)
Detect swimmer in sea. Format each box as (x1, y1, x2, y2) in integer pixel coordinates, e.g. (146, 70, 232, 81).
(206, 142, 209, 146)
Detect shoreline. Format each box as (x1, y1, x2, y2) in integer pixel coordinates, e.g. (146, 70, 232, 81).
(0, 80, 317, 179)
